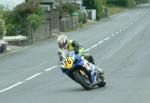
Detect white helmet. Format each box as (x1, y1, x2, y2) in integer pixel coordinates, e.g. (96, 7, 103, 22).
(57, 35, 69, 49)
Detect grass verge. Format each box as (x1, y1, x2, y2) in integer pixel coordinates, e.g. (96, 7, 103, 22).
(106, 5, 127, 16)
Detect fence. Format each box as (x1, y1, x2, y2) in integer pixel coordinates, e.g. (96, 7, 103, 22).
(27, 9, 59, 43)
(28, 21, 51, 43)
(44, 9, 59, 35)
(59, 15, 79, 32)
(27, 10, 79, 43)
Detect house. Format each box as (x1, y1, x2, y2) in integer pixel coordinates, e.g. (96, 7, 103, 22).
(29, 0, 83, 11)
(58, 0, 82, 4)
(29, 0, 57, 11)
(26, 0, 82, 37)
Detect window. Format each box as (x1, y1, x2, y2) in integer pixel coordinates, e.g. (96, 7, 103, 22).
(40, 4, 51, 11)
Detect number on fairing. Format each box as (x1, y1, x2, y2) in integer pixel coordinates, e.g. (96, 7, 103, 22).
(64, 57, 73, 69)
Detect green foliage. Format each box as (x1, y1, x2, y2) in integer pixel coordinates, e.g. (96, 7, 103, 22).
(0, 18, 4, 39)
(106, 0, 148, 8)
(0, 5, 6, 39)
(95, 0, 104, 20)
(127, 0, 137, 8)
(63, 3, 79, 14)
(14, 2, 39, 16)
(78, 12, 87, 23)
(135, 0, 149, 3)
(102, 0, 107, 5)
(27, 14, 42, 30)
(4, 2, 43, 36)
(6, 24, 15, 36)
(12, 2, 39, 34)
(6, 24, 23, 36)
(35, 7, 44, 16)
(0, 5, 4, 15)
(59, 2, 87, 24)
(106, 0, 127, 7)
(59, 3, 80, 18)
(83, 0, 104, 20)
(106, 5, 125, 16)
(4, 12, 16, 36)
(82, 0, 95, 9)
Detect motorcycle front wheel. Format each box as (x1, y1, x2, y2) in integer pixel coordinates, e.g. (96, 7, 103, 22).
(74, 70, 92, 90)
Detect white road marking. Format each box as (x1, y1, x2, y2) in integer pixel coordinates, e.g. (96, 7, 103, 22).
(104, 37, 110, 41)
(111, 34, 115, 37)
(116, 31, 119, 34)
(0, 82, 23, 93)
(45, 66, 57, 72)
(85, 48, 91, 52)
(25, 73, 42, 81)
(92, 44, 98, 48)
(122, 27, 126, 30)
(98, 40, 103, 44)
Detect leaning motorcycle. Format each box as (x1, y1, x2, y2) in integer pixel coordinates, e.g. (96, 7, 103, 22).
(60, 52, 106, 90)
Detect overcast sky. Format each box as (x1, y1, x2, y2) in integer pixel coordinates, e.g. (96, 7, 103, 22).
(0, 0, 25, 9)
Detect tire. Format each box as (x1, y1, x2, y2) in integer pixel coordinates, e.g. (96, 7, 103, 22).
(74, 71, 92, 90)
(97, 81, 106, 87)
(97, 75, 106, 87)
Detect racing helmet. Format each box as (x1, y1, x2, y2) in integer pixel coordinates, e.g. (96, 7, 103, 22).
(57, 35, 69, 49)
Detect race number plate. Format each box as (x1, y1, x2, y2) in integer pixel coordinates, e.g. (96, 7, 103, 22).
(63, 57, 73, 69)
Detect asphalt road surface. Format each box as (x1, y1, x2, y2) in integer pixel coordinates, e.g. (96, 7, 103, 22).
(0, 4, 150, 103)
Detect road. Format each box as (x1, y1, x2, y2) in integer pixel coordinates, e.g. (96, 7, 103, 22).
(0, 4, 150, 103)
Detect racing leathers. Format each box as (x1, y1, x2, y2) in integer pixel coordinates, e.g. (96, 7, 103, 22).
(58, 39, 95, 64)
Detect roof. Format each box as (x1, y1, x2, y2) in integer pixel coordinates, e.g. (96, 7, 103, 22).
(29, 0, 55, 3)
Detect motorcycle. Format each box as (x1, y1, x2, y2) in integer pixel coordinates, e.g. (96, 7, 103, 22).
(60, 52, 106, 90)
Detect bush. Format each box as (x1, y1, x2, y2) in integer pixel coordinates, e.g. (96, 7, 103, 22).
(106, 0, 127, 7)
(136, 0, 149, 3)
(58, 3, 80, 19)
(6, 24, 23, 36)
(94, 0, 104, 20)
(14, 2, 39, 16)
(6, 24, 15, 36)
(0, 5, 6, 39)
(78, 12, 87, 23)
(12, 2, 40, 35)
(27, 14, 42, 30)
(4, 2, 43, 36)
(0, 18, 4, 39)
(127, 0, 137, 8)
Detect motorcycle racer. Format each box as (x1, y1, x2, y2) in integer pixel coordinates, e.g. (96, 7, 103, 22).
(57, 34, 104, 84)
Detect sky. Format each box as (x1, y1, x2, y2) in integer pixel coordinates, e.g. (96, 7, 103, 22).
(0, 0, 25, 9)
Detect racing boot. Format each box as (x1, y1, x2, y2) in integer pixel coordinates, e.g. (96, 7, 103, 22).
(96, 66, 104, 76)
(96, 66, 106, 81)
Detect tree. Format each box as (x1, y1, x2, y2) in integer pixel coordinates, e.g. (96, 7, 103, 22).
(27, 13, 42, 30)
(136, 0, 149, 3)
(107, 0, 127, 7)
(7, 1, 43, 36)
(0, 5, 6, 39)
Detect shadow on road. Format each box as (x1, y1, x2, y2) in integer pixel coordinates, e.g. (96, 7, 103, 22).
(53, 86, 107, 93)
